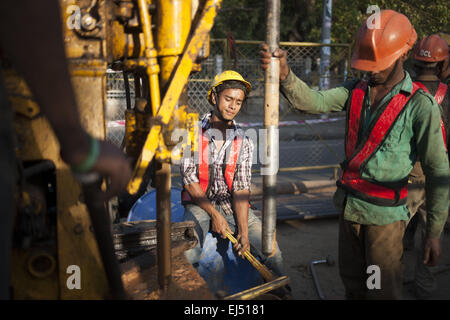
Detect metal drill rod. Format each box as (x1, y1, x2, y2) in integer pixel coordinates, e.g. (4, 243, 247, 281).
(155, 163, 172, 291)
(153, 0, 193, 292)
(262, 0, 280, 257)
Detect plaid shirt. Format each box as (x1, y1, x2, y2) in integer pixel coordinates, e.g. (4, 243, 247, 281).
(180, 111, 253, 215)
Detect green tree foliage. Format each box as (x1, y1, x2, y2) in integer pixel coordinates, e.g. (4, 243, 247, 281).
(211, 0, 266, 40)
(332, 0, 449, 45)
(212, 0, 449, 44)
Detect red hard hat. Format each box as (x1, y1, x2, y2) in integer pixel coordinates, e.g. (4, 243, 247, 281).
(413, 34, 449, 63)
(351, 10, 417, 72)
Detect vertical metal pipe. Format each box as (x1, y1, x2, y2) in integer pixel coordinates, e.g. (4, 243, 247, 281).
(262, 0, 280, 257)
(155, 162, 171, 291)
(319, 0, 333, 90)
(154, 0, 192, 291)
(156, 0, 191, 87)
(138, 0, 168, 291)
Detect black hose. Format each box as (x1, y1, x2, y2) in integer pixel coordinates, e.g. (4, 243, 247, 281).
(123, 70, 132, 110)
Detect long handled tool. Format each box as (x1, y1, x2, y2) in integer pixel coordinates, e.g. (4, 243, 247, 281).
(78, 175, 126, 300)
(225, 231, 275, 282)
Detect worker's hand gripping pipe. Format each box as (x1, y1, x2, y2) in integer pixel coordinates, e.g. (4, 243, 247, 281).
(225, 231, 275, 282)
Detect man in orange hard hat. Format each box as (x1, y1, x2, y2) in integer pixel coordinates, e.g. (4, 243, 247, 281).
(403, 34, 450, 298)
(261, 10, 449, 299)
(436, 34, 450, 85)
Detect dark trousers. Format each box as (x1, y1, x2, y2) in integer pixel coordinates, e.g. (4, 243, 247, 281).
(338, 213, 406, 299)
(0, 72, 15, 300)
(405, 184, 437, 296)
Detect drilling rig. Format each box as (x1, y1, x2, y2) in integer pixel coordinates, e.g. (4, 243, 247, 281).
(3, 0, 289, 299)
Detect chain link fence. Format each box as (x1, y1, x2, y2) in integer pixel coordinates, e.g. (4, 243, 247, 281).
(105, 70, 135, 146)
(188, 39, 352, 116)
(105, 40, 353, 171)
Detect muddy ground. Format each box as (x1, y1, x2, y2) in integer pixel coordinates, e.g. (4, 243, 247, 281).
(257, 191, 450, 300)
(169, 168, 450, 300)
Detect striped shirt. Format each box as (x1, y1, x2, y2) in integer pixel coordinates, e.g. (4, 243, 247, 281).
(180, 111, 253, 215)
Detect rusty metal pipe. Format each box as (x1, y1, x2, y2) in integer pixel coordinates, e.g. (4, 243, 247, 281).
(153, 0, 191, 291)
(262, 0, 280, 257)
(138, 0, 171, 291)
(224, 276, 290, 300)
(155, 162, 172, 290)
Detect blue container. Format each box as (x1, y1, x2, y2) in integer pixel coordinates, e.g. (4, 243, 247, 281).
(127, 187, 263, 295)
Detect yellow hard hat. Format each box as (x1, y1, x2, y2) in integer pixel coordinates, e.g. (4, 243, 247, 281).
(207, 70, 252, 105)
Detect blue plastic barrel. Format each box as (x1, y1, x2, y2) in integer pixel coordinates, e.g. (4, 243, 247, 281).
(127, 187, 263, 295)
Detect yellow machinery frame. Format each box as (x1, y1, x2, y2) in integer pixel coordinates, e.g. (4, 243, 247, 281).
(5, 0, 289, 300)
(6, 0, 221, 299)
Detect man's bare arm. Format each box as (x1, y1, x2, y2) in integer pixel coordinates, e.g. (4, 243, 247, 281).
(0, 0, 89, 162)
(232, 189, 250, 256)
(0, 0, 132, 201)
(184, 183, 232, 238)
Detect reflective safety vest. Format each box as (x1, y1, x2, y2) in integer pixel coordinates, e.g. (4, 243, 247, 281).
(414, 81, 448, 147)
(433, 82, 448, 105)
(181, 129, 243, 204)
(337, 81, 422, 206)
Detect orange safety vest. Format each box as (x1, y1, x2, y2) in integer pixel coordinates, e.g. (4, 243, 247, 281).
(414, 81, 448, 147)
(337, 81, 422, 206)
(181, 129, 243, 204)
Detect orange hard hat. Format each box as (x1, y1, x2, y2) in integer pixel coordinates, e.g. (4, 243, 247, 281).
(351, 10, 417, 72)
(412, 34, 449, 63)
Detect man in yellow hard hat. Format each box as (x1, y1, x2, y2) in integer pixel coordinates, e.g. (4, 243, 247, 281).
(261, 10, 448, 299)
(180, 70, 289, 297)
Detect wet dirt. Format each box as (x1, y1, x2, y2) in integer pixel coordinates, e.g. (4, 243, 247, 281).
(271, 191, 450, 300)
(122, 246, 216, 300)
